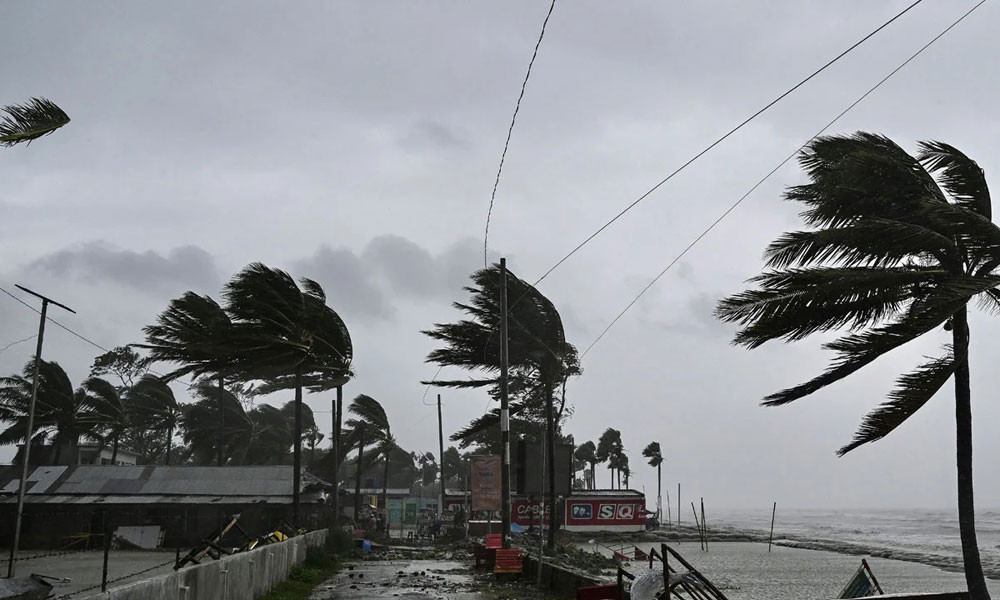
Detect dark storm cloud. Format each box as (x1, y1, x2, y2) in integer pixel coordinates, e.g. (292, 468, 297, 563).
(27, 242, 219, 294)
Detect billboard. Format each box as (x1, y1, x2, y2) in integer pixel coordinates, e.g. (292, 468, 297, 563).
(470, 455, 501, 511)
(563, 497, 645, 532)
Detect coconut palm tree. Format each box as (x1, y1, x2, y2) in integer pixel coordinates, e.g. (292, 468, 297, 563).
(140, 293, 238, 466)
(79, 378, 129, 464)
(345, 394, 389, 521)
(224, 263, 352, 526)
(129, 375, 181, 465)
(716, 133, 1000, 599)
(423, 264, 579, 548)
(596, 428, 622, 489)
(1, 98, 70, 147)
(642, 442, 664, 522)
(0, 359, 95, 464)
(574, 441, 597, 490)
(180, 380, 252, 465)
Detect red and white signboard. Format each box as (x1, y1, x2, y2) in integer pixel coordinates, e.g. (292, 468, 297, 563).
(563, 497, 645, 532)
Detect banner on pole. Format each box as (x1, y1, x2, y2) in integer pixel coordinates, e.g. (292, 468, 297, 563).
(470, 454, 501, 511)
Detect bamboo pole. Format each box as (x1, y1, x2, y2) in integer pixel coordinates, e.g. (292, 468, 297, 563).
(768, 501, 777, 552)
(701, 498, 707, 552)
(690, 502, 703, 551)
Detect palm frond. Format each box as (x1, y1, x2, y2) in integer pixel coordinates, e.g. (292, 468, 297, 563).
(918, 141, 991, 220)
(0, 98, 70, 147)
(838, 350, 956, 455)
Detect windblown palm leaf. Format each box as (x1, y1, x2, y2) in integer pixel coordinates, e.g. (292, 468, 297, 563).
(0, 98, 70, 147)
(642, 442, 663, 467)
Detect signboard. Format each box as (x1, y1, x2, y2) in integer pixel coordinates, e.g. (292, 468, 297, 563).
(470, 455, 501, 511)
(511, 499, 551, 526)
(563, 497, 645, 531)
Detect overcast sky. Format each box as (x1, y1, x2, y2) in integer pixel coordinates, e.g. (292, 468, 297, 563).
(2, 1, 998, 511)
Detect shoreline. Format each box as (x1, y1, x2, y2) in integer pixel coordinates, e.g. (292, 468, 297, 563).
(609, 524, 1000, 582)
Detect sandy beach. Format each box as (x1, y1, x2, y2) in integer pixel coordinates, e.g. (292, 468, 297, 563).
(584, 540, 1000, 600)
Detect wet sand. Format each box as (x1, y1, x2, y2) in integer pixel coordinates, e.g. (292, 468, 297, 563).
(588, 540, 1000, 599)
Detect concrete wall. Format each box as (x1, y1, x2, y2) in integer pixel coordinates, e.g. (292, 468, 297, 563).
(80, 530, 328, 600)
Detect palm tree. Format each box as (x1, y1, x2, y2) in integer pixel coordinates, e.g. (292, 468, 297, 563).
(574, 441, 597, 490)
(716, 133, 1000, 599)
(0, 359, 94, 464)
(79, 378, 129, 464)
(180, 380, 253, 465)
(376, 434, 400, 511)
(224, 263, 353, 526)
(140, 293, 238, 466)
(423, 264, 579, 548)
(345, 394, 389, 521)
(1, 98, 70, 147)
(129, 375, 181, 465)
(643, 442, 663, 523)
(596, 428, 622, 489)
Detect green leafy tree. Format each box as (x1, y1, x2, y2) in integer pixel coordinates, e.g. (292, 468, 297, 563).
(424, 264, 579, 548)
(716, 133, 1000, 599)
(0, 359, 94, 464)
(1, 98, 69, 147)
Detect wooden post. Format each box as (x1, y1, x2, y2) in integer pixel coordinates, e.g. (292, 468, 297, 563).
(690, 503, 703, 551)
(768, 501, 777, 552)
(677, 483, 681, 527)
(437, 394, 445, 517)
(101, 511, 112, 591)
(701, 498, 707, 552)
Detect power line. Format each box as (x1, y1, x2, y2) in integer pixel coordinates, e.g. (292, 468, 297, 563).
(0, 285, 196, 389)
(530, 0, 926, 289)
(0, 335, 36, 356)
(484, 0, 558, 267)
(580, 0, 986, 359)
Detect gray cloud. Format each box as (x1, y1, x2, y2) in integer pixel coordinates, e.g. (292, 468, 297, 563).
(27, 242, 219, 294)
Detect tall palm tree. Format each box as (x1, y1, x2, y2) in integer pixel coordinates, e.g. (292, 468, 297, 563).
(423, 264, 579, 548)
(129, 375, 181, 465)
(1, 98, 70, 147)
(596, 428, 622, 489)
(574, 441, 597, 490)
(180, 380, 253, 465)
(79, 378, 129, 464)
(345, 394, 389, 521)
(642, 442, 663, 522)
(0, 359, 94, 464)
(376, 433, 400, 511)
(716, 133, 1000, 599)
(224, 263, 352, 526)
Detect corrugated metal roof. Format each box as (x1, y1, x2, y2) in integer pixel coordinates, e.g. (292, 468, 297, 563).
(0, 465, 330, 504)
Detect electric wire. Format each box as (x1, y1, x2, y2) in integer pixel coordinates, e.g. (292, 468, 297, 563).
(530, 0, 926, 290)
(579, 0, 987, 359)
(483, 0, 558, 267)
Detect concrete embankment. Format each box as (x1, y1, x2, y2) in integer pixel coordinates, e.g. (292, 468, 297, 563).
(79, 529, 327, 600)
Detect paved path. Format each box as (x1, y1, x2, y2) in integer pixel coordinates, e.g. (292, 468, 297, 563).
(310, 559, 490, 599)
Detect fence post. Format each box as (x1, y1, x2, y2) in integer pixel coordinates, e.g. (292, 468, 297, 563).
(101, 510, 112, 592)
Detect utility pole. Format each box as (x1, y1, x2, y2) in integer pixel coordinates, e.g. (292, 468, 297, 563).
(437, 394, 445, 517)
(499, 258, 511, 549)
(331, 386, 342, 526)
(7, 285, 74, 578)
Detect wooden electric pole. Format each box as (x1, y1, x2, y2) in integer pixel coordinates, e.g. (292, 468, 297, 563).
(437, 394, 445, 517)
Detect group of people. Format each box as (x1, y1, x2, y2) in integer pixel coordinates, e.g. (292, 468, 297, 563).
(364, 509, 388, 535)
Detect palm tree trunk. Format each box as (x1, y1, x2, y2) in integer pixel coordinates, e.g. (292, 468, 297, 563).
(354, 430, 365, 523)
(952, 307, 990, 599)
(165, 425, 173, 466)
(382, 456, 390, 515)
(545, 382, 557, 550)
(111, 434, 119, 464)
(331, 386, 342, 527)
(216, 374, 225, 466)
(657, 463, 662, 523)
(292, 368, 303, 528)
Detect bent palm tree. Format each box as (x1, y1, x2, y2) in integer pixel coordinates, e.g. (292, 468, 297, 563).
(574, 441, 597, 490)
(80, 378, 129, 464)
(345, 394, 389, 521)
(129, 375, 181, 465)
(0, 359, 93, 464)
(642, 442, 663, 522)
(716, 133, 1000, 599)
(1, 98, 70, 147)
